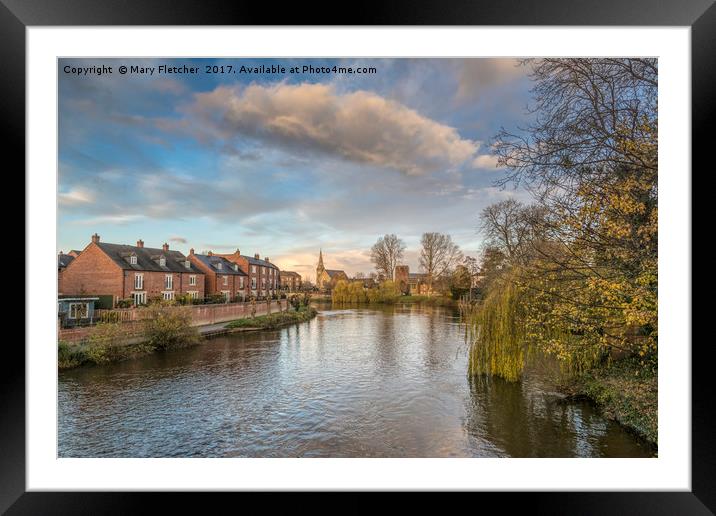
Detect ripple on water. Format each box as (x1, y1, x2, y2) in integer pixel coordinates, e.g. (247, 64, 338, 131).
(59, 305, 654, 458)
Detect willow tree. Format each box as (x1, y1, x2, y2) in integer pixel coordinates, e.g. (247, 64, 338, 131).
(469, 58, 658, 380)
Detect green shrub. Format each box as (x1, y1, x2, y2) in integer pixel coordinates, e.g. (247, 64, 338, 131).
(141, 304, 200, 351)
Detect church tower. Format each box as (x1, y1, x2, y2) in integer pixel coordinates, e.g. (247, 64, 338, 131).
(316, 249, 325, 288)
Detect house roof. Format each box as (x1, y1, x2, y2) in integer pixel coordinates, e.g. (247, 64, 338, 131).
(280, 271, 301, 278)
(95, 242, 204, 274)
(242, 255, 279, 270)
(58, 254, 75, 269)
(192, 254, 247, 275)
(326, 269, 347, 278)
(408, 272, 428, 280)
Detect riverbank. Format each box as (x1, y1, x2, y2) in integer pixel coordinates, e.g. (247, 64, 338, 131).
(58, 306, 318, 370)
(560, 357, 658, 447)
(226, 306, 317, 330)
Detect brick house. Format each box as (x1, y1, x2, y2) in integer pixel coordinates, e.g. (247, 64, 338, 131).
(279, 271, 302, 292)
(215, 249, 280, 298)
(188, 249, 248, 302)
(60, 234, 205, 306)
(57, 251, 76, 294)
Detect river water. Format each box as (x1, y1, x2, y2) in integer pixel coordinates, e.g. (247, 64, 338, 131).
(58, 304, 653, 457)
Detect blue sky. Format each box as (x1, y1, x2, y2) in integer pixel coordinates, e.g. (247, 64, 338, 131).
(58, 58, 532, 280)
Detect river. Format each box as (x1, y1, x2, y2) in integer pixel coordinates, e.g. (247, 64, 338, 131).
(58, 304, 653, 457)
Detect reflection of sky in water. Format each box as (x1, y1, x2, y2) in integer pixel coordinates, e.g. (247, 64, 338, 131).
(59, 305, 653, 458)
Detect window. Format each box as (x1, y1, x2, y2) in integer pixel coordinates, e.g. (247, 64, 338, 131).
(239, 277, 244, 289)
(162, 291, 175, 300)
(184, 260, 191, 269)
(159, 257, 166, 267)
(233, 263, 238, 271)
(165, 274, 173, 290)
(251, 278, 256, 290)
(132, 292, 146, 306)
(251, 265, 256, 274)
(222, 291, 231, 302)
(189, 275, 196, 286)
(134, 273, 144, 290)
(223, 275, 228, 286)
(68, 302, 88, 319)
(188, 291, 199, 300)
(130, 255, 137, 265)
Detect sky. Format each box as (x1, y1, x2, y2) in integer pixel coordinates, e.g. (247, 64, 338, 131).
(58, 58, 533, 281)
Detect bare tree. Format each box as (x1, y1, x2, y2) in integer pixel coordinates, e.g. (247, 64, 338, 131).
(419, 232, 463, 294)
(370, 234, 406, 280)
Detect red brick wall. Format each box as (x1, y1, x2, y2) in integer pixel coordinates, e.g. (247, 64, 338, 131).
(60, 243, 124, 301)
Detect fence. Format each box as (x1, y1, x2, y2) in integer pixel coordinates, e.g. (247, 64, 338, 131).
(59, 299, 288, 343)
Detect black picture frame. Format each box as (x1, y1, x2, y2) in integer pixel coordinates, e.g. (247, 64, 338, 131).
(5, 0, 709, 511)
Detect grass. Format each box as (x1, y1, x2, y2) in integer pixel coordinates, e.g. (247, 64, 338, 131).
(225, 306, 317, 330)
(58, 339, 158, 370)
(560, 356, 658, 447)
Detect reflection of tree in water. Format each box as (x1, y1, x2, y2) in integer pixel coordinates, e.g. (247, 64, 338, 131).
(465, 371, 652, 458)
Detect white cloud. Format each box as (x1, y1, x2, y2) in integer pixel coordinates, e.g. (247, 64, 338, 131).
(184, 82, 480, 176)
(472, 154, 503, 169)
(58, 187, 95, 206)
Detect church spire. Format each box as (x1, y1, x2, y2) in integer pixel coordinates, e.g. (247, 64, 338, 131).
(318, 248, 324, 270)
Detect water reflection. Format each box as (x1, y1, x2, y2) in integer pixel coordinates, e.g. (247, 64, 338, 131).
(58, 304, 652, 457)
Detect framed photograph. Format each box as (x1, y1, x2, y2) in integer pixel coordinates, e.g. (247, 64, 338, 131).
(9, 0, 709, 510)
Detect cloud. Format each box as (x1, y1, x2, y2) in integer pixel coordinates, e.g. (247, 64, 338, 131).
(454, 59, 526, 103)
(58, 187, 95, 206)
(183, 82, 480, 175)
(169, 236, 188, 244)
(472, 154, 503, 169)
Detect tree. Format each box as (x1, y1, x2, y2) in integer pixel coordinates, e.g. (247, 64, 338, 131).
(419, 232, 463, 295)
(469, 58, 658, 381)
(370, 234, 406, 280)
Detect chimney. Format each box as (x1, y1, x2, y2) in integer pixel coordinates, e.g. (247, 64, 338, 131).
(254, 253, 260, 260)
(189, 248, 195, 255)
(91, 233, 100, 244)
(208, 251, 214, 256)
(162, 243, 169, 252)
(265, 257, 270, 263)
(136, 239, 144, 248)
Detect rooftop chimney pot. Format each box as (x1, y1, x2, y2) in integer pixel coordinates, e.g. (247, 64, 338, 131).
(91, 233, 100, 244)
(162, 243, 169, 252)
(136, 239, 144, 248)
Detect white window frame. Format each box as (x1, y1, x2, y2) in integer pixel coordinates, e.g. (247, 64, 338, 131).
(132, 291, 146, 306)
(223, 275, 228, 286)
(159, 257, 166, 267)
(134, 273, 144, 290)
(188, 291, 199, 300)
(68, 302, 88, 319)
(251, 265, 256, 273)
(162, 291, 175, 301)
(130, 255, 137, 265)
(165, 274, 173, 290)
(239, 277, 244, 289)
(221, 290, 231, 302)
(189, 275, 196, 286)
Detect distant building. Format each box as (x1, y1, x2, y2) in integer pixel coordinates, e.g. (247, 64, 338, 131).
(315, 250, 348, 290)
(215, 249, 280, 298)
(394, 265, 431, 295)
(60, 234, 206, 306)
(280, 271, 302, 292)
(189, 249, 248, 302)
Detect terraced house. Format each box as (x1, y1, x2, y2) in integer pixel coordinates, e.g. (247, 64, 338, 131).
(215, 249, 280, 298)
(60, 234, 205, 306)
(188, 249, 248, 302)
(279, 271, 302, 292)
